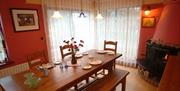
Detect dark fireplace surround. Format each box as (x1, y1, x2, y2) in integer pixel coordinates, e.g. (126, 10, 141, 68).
(137, 40, 179, 83)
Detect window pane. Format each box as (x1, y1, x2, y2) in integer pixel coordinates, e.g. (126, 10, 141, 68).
(0, 22, 7, 63)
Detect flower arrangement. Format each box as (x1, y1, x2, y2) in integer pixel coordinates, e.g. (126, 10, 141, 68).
(63, 37, 84, 53)
(63, 37, 84, 64)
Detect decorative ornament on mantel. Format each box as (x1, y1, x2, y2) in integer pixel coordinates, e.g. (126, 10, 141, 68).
(63, 37, 84, 64)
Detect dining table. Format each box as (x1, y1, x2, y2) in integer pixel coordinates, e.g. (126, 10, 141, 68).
(0, 49, 122, 91)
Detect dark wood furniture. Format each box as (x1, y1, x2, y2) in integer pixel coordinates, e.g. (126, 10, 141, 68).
(104, 40, 117, 54)
(104, 40, 117, 69)
(137, 40, 179, 82)
(0, 84, 5, 91)
(60, 44, 73, 59)
(27, 50, 48, 69)
(0, 50, 122, 91)
(82, 69, 129, 91)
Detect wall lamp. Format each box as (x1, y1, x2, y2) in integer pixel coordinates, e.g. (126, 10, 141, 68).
(144, 6, 151, 16)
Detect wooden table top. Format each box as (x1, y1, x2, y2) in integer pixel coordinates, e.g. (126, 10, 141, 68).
(0, 49, 122, 91)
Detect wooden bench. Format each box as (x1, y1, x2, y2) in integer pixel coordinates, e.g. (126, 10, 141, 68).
(82, 69, 129, 91)
(0, 84, 5, 91)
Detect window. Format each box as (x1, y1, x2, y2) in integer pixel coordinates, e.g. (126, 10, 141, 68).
(95, 7, 141, 66)
(0, 16, 8, 65)
(47, 10, 94, 62)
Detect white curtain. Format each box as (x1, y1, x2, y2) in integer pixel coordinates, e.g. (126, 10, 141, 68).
(95, 0, 142, 67)
(42, 0, 94, 62)
(42, 0, 142, 67)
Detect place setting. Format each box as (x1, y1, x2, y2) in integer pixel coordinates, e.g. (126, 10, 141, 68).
(81, 55, 103, 70)
(96, 50, 107, 54)
(75, 53, 83, 58)
(38, 63, 55, 69)
(82, 64, 92, 70)
(96, 50, 116, 56)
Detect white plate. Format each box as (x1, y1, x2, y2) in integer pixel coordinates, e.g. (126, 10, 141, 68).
(41, 63, 55, 69)
(107, 52, 115, 55)
(97, 50, 106, 54)
(82, 52, 88, 55)
(53, 61, 61, 65)
(88, 55, 94, 59)
(88, 60, 102, 65)
(75, 54, 83, 58)
(82, 65, 92, 70)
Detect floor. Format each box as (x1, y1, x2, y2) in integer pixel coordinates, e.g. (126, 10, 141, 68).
(116, 65, 158, 91)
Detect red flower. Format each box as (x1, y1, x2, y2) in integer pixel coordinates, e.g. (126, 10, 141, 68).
(79, 44, 83, 47)
(71, 37, 74, 41)
(80, 40, 84, 43)
(63, 37, 84, 53)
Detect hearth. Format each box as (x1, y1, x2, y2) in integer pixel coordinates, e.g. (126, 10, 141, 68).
(137, 40, 179, 85)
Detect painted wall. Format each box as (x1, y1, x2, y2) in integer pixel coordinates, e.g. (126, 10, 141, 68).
(0, 0, 47, 66)
(137, 4, 164, 58)
(152, 0, 180, 45)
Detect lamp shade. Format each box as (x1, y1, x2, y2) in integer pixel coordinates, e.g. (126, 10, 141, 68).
(52, 11, 63, 18)
(96, 13, 103, 19)
(152, 0, 180, 46)
(144, 6, 151, 16)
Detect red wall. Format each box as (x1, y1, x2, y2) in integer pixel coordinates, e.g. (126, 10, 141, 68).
(0, 0, 47, 66)
(138, 4, 164, 58)
(152, 0, 180, 45)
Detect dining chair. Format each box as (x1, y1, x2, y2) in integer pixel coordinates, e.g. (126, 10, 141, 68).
(104, 40, 117, 54)
(60, 44, 79, 89)
(93, 40, 118, 78)
(60, 44, 73, 59)
(60, 44, 89, 90)
(27, 50, 48, 69)
(104, 40, 117, 72)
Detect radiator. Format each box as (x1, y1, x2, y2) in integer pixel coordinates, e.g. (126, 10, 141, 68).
(0, 63, 29, 78)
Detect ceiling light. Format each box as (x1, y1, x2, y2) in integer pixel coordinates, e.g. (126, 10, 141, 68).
(96, 0, 103, 20)
(51, 0, 63, 18)
(96, 13, 103, 19)
(79, 0, 86, 18)
(52, 11, 63, 18)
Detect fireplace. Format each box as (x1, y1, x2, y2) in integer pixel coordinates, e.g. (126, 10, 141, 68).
(137, 40, 179, 84)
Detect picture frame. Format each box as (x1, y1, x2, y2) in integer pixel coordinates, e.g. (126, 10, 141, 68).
(142, 17, 156, 28)
(10, 8, 39, 32)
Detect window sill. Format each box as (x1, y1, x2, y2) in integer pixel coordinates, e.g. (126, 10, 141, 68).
(0, 61, 14, 70)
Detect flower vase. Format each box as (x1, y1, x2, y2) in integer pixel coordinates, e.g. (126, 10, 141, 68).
(71, 53, 77, 64)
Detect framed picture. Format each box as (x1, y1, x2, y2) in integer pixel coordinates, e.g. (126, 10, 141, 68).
(142, 17, 156, 28)
(10, 8, 39, 32)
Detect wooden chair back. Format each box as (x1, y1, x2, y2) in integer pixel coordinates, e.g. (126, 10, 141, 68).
(104, 40, 117, 54)
(60, 44, 73, 59)
(27, 50, 47, 68)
